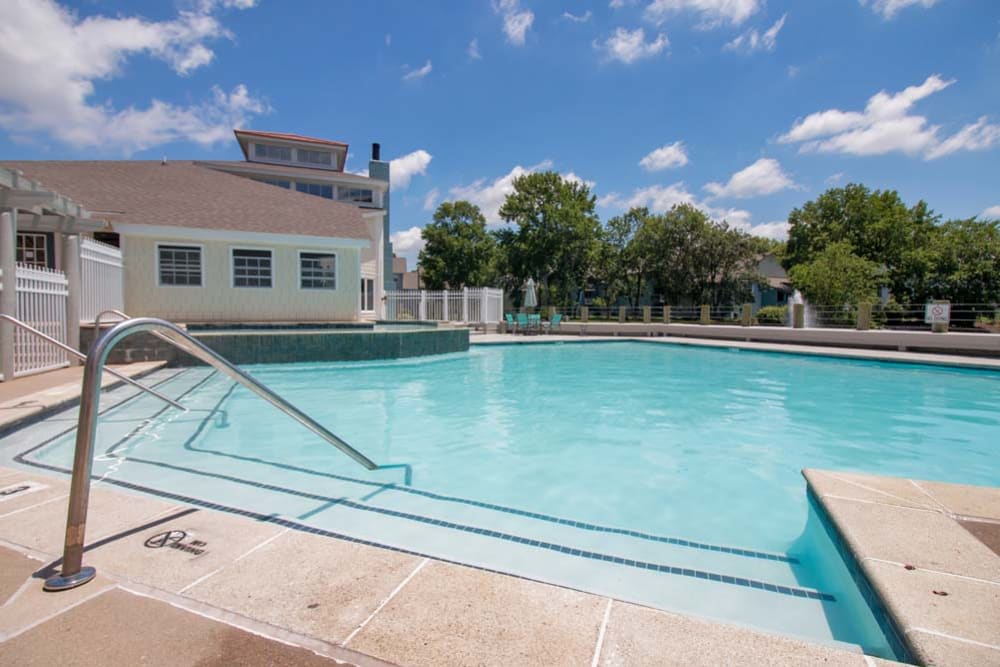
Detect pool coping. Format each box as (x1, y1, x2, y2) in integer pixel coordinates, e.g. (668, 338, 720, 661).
(470, 333, 1000, 371)
(803, 469, 1000, 667)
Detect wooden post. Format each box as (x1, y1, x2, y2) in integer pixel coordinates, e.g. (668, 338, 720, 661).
(642, 306, 651, 323)
(662, 305, 671, 324)
(740, 303, 752, 327)
(580, 306, 589, 322)
(857, 302, 872, 331)
(700, 305, 710, 325)
(793, 303, 805, 329)
(618, 306, 627, 323)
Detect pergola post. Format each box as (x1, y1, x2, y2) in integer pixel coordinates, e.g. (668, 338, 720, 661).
(62, 233, 82, 359)
(0, 210, 16, 381)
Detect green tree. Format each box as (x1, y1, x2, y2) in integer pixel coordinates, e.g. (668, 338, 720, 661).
(418, 201, 497, 289)
(597, 207, 658, 307)
(788, 242, 879, 306)
(496, 172, 602, 307)
(925, 218, 1000, 304)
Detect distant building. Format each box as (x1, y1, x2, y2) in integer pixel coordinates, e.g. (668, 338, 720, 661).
(752, 252, 793, 311)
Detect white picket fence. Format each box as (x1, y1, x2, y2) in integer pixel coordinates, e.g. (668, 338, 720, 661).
(385, 288, 504, 323)
(12, 264, 70, 377)
(80, 237, 124, 322)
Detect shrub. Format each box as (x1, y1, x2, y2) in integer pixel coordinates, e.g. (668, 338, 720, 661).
(756, 305, 788, 325)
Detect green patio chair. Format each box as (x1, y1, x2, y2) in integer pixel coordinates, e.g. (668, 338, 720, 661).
(505, 312, 517, 333)
(544, 312, 562, 334)
(516, 312, 529, 333)
(527, 313, 541, 333)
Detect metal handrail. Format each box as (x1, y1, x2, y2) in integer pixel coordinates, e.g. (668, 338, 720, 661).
(0, 314, 185, 411)
(44, 316, 377, 591)
(93, 308, 129, 330)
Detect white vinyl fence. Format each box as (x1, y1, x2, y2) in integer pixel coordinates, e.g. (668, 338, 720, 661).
(13, 264, 70, 377)
(385, 288, 504, 323)
(80, 237, 124, 322)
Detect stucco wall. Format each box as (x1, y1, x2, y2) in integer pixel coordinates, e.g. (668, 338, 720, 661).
(122, 235, 361, 322)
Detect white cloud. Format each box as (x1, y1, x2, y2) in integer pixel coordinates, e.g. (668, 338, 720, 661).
(779, 75, 1000, 160)
(639, 140, 689, 171)
(493, 0, 534, 46)
(563, 10, 593, 22)
(860, 0, 941, 20)
(389, 149, 433, 189)
(0, 0, 265, 154)
(609, 0, 632, 7)
(447, 160, 554, 224)
(562, 172, 597, 190)
(739, 220, 790, 240)
(644, 0, 763, 28)
(390, 226, 426, 267)
(423, 188, 440, 211)
(704, 158, 797, 198)
(402, 60, 432, 81)
(595, 27, 669, 64)
(385, 33, 392, 46)
(724, 13, 786, 53)
(468, 38, 481, 59)
(787, 64, 801, 78)
(981, 205, 1000, 219)
(825, 172, 845, 185)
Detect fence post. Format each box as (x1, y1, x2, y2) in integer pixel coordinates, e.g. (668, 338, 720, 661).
(700, 305, 711, 325)
(857, 302, 872, 331)
(419, 291, 427, 320)
(662, 305, 671, 324)
(462, 287, 469, 322)
(0, 211, 16, 381)
(443, 289, 449, 321)
(741, 303, 752, 327)
(480, 289, 487, 323)
(793, 303, 805, 329)
(580, 306, 589, 322)
(642, 306, 651, 323)
(618, 306, 627, 323)
(62, 235, 82, 359)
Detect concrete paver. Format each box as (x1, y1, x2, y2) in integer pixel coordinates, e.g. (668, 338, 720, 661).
(0, 547, 42, 605)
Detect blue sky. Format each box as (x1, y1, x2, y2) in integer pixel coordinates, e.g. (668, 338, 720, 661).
(1, 0, 998, 267)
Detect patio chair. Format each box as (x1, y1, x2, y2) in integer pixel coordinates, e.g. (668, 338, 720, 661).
(527, 313, 542, 333)
(516, 312, 529, 333)
(505, 312, 517, 333)
(543, 312, 562, 334)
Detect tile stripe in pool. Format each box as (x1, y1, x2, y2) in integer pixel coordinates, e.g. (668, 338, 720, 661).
(86, 450, 837, 603)
(179, 381, 799, 565)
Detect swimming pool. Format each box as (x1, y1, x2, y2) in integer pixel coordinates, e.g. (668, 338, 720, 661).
(4, 341, 998, 658)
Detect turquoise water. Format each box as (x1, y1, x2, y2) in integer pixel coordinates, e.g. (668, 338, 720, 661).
(5, 341, 999, 658)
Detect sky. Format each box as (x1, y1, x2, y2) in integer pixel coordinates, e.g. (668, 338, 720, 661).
(1, 0, 999, 268)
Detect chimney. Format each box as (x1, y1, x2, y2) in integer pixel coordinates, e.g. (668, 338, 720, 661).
(371, 143, 381, 161)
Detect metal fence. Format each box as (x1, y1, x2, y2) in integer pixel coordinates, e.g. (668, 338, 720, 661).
(13, 263, 70, 377)
(80, 238, 124, 323)
(385, 288, 504, 323)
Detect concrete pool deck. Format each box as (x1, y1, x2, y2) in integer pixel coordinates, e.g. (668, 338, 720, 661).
(0, 462, 903, 667)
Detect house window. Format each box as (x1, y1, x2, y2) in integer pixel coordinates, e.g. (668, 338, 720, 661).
(253, 143, 292, 162)
(260, 178, 291, 189)
(300, 252, 336, 289)
(16, 233, 50, 268)
(295, 182, 333, 199)
(337, 187, 374, 204)
(361, 278, 375, 311)
(297, 149, 333, 166)
(158, 245, 202, 286)
(232, 248, 273, 288)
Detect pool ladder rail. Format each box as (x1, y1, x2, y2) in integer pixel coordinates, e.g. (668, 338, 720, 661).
(43, 316, 378, 592)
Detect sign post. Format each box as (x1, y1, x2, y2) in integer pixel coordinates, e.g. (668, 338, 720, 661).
(925, 300, 950, 334)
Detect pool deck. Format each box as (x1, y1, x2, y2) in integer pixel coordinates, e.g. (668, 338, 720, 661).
(0, 461, 901, 666)
(805, 470, 1000, 667)
(0, 337, 996, 665)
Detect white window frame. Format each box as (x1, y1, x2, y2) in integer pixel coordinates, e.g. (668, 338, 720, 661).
(295, 148, 333, 166)
(297, 250, 338, 291)
(155, 242, 204, 288)
(360, 277, 375, 313)
(230, 246, 275, 289)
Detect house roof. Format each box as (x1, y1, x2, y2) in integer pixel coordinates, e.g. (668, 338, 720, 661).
(0, 161, 372, 241)
(234, 129, 349, 149)
(195, 160, 386, 187)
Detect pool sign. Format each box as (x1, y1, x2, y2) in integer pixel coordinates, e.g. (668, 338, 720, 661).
(924, 302, 950, 324)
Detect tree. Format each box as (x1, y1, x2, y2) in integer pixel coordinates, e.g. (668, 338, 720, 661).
(788, 242, 879, 306)
(418, 201, 497, 289)
(496, 172, 602, 307)
(925, 218, 1000, 304)
(597, 207, 658, 307)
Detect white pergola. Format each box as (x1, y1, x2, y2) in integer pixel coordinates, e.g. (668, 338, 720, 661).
(0, 166, 107, 380)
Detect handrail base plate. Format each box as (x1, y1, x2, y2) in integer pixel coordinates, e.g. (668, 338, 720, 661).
(44, 566, 96, 592)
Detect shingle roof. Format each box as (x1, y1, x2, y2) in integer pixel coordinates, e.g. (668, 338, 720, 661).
(195, 159, 385, 186)
(234, 129, 348, 148)
(0, 161, 372, 241)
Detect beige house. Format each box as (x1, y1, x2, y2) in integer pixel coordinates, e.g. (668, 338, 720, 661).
(1, 159, 384, 323)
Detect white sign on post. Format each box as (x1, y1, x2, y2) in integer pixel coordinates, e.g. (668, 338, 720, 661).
(924, 303, 950, 324)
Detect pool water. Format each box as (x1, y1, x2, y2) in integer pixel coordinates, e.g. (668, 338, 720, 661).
(6, 342, 999, 658)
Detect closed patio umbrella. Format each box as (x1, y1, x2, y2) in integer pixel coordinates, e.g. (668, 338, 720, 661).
(523, 278, 538, 310)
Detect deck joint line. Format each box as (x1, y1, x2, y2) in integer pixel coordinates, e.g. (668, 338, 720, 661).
(906, 627, 1000, 651)
(861, 557, 1000, 587)
(0, 492, 69, 520)
(342, 557, 429, 648)
(590, 598, 613, 667)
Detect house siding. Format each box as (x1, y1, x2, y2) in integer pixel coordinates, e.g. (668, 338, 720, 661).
(122, 235, 361, 322)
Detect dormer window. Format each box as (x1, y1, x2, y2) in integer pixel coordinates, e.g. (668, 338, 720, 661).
(298, 149, 333, 166)
(254, 143, 292, 161)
